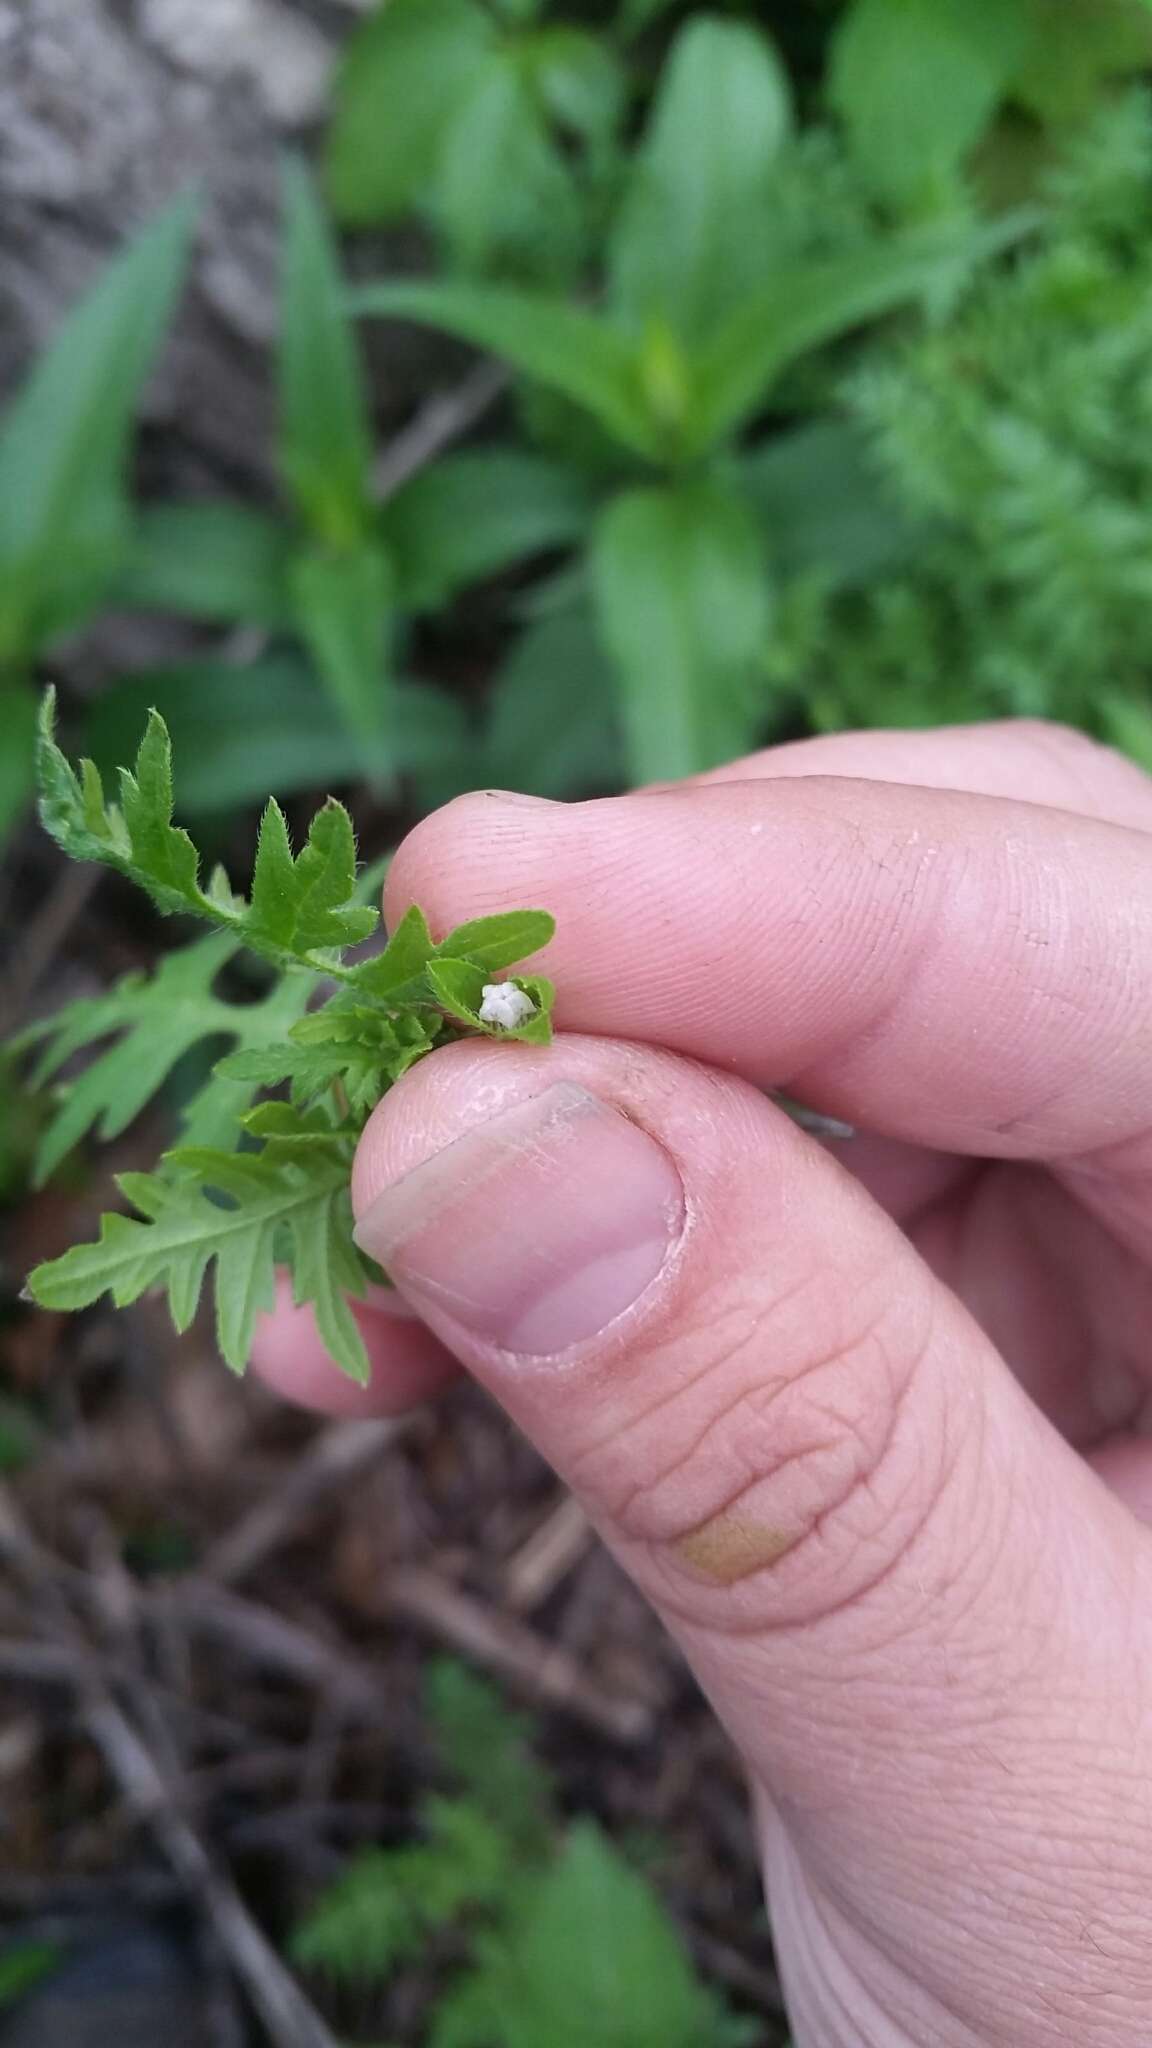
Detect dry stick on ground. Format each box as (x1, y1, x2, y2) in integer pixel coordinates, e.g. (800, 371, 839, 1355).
(197, 1415, 649, 1742)
(373, 360, 510, 500)
(0, 861, 99, 1033)
(87, 1694, 342, 2048)
(0, 1483, 341, 2048)
(153, 1579, 384, 1718)
(503, 1492, 593, 1613)
(386, 1564, 653, 1746)
(200, 1415, 413, 1587)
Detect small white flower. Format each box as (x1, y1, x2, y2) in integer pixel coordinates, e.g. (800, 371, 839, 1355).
(478, 981, 536, 1029)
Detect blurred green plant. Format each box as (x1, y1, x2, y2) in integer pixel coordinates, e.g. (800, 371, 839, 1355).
(828, 0, 1152, 216)
(0, 199, 193, 838)
(4, 1, 1152, 852)
(111, 161, 458, 794)
(326, 0, 627, 281)
(791, 93, 1152, 749)
(350, 13, 1020, 782)
(291, 1659, 758, 2048)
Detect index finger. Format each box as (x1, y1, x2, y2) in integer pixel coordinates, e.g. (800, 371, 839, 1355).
(384, 733, 1152, 1169)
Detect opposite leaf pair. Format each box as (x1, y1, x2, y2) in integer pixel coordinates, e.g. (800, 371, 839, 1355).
(20, 697, 557, 1383)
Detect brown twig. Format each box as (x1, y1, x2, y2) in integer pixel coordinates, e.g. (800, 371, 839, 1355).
(0, 1636, 86, 1683)
(373, 360, 509, 501)
(0, 861, 99, 1031)
(86, 1693, 342, 2048)
(503, 1492, 592, 1613)
(0, 1482, 340, 2048)
(200, 1415, 411, 1587)
(153, 1580, 383, 1717)
(386, 1564, 652, 1746)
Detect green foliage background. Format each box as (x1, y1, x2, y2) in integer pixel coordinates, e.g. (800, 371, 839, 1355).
(4, 0, 1152, 837)
(291, 1660, 758, 2048)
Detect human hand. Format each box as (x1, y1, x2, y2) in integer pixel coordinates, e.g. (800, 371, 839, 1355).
(254, 721, 1152, 2047)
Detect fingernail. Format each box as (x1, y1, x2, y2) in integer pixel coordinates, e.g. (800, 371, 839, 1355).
(353, 1083, 683, 1356)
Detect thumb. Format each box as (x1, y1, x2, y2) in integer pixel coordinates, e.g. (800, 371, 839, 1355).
(352, 1035, 1152, 2043)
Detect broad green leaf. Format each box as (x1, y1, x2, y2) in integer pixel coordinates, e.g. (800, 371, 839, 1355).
(25, 932, 311, 1183)
(356, 903, 437, 1002)
(0, 685, 37, 842)
(1014, 0, 1152, 124)
(685, 228, 1007, 455)
(85, 659, 467, 815)
(118, 502, 290, 625)
(353, 905, 554, 1011)
(384, 448, 593, 610)
(591, 480, 771, 782)
(483, 608, 623, 798)
(37, 694, 379, 973)
(829, 11, 988, 188)
(830, 0, 1028, 212)
(471, 1822, 732, 2048)
(438, 910, 554, 971)
(279, 160, 374, 544)
(739, 418, 916, 586)
(352, 280, 655, 460)
(289, 541, 394, 752)
(28, 1140, 369, 1380)
(327, 0, 494, 225)
(434, 52, 525, 272)
(524, 28, 627, 145)
(0, 197, 195, 662)
(433, 52, 580, 279)
(610, 17, 792, 343)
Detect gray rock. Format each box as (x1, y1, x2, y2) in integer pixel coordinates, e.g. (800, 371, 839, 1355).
(0, 0, 343, 489)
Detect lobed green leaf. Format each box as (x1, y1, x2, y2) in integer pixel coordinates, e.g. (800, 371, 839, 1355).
(25, 932, 311, 1184)
(28, 1139, 369, 1381)
(36, 692, 380, 974)
(24, 698, 558, 1384)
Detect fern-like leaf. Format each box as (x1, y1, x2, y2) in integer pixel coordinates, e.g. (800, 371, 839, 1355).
(28, 1130, 370, 1380)
(36, 692, 377, 973)
(18, 932, 312, 1184)
(291, 1797, 514, 1984)
(22, 698, 558, 1383)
